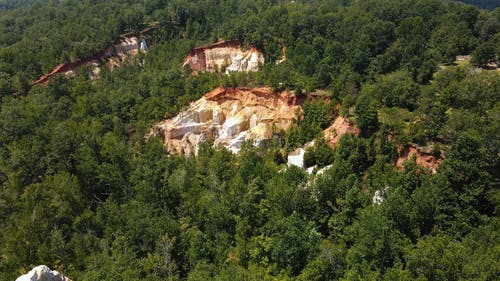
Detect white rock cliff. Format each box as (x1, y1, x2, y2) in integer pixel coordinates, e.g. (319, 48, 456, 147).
(16, 265, 71, 281)
(182, 40, 264, 74)
(150, 87, 298, 155)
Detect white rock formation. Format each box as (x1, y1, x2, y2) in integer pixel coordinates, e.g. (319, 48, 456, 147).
(306, 165, 316, 174)
(287, 148, 306, 168)
(225, 49, 262, 73)
(372, 186, 390, 205)
(114, 36, 140, 58)
(286, 141, 315, 169)
(182, 40, 264, 74)
(316, 164, 332, 176)
(305, 164, 333, 189)
(16, 265, 71, 281)
(151, 87, 298, 155)
(140, 39, 148, 51)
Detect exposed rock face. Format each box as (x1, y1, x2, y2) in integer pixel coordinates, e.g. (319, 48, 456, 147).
(152, 86, 442, 174)
(182, 40, 264, 74)
(287, 147, 307, 168)
(16, 265, 71, 281)
(34, 35, 149, 85)
(151, 87, 298, 155)
(107, 36, 147, 70)
(396, 145, 443, 173)
(323, 116, 359, 146)
(286, 116, 359, 169)
(287, 141, 315, 169)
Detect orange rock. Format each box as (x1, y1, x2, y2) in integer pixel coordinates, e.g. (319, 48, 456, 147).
(323, 116, 359, 147)
(33, 35, 149, 85)
(150, 87, 299, 155)
(396, 145, 443, 173)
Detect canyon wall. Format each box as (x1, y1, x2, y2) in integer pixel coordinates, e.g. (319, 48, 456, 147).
(151, 87, 443, 173)
(150, 87, 298, 155)
(182, 40, 264, 74)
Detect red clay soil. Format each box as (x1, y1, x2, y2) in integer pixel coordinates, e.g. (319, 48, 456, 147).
(204, 87, 298, 106)
(32, 24, 158, 86)
(323, 116, 360, 147)
(33, 47, 112, 84)
(396, 145, 443, 173)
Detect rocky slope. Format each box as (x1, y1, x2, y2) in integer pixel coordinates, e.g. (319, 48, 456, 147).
(151, 87, 444, 173)
(150, 87, 298, 155)
(323, 116, 359, 146)
(286, 116, 359, 168)
(34, 34, 149, 85)
(182, 40, 264, 74)
(16, 265, 71, 281)
(396, 145, 443, 173)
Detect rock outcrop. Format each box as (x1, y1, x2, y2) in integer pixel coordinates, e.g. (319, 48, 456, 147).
(287, 147, 307, 168)
(323, 116, 359, 147)
(287, 141, 315, 169)
(151, 86, 442, 174)
(151, 87, 298, 155)
(372, 186, 390, 205)
(396, 145, 443, 173)
(34, 32, 150, 85)
(182, 39, 264, 74)
(107, 36, 148, 70)
(286, 116, 359, 169)
(16, 265, 71, 281)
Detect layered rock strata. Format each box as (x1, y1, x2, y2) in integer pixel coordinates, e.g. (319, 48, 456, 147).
(182, 39, 264, 74)
(151, 87, 298, 155)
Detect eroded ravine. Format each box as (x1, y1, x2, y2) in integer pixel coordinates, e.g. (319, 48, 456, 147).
(150, 86, 443, 173)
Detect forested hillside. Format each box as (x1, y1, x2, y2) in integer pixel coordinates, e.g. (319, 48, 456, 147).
(0, 0, 499, 280)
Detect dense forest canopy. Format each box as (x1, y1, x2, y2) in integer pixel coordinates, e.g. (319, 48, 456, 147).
(0, 0, 499, 280)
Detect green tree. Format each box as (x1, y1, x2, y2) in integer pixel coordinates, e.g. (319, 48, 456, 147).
(471, 41, 496, 66)
(355, 94, 379, 135)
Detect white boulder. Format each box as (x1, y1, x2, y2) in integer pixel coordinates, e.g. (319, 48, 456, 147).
(287, 141, 315, 169)
(287, 148, 306, 168)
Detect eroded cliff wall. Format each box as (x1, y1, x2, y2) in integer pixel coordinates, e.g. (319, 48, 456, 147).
(151, 87, 443, 173)
(150, 87, 298, 155)
(33, 35, 149, 85)
(182, 40, 264, 74)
